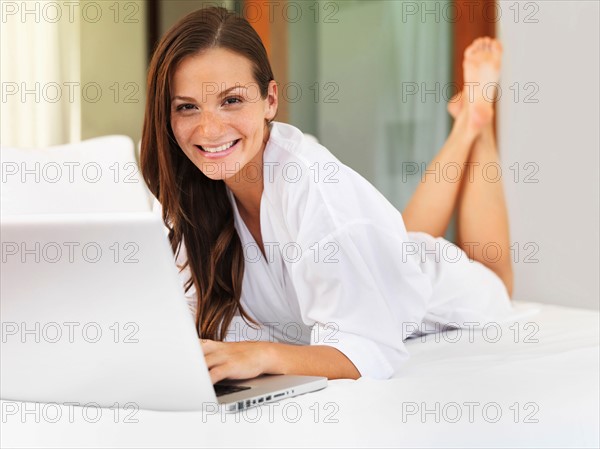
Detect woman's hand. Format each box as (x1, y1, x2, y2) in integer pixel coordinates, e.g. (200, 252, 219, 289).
(201, 339, 361, 383)
(201, 340, 275, 384)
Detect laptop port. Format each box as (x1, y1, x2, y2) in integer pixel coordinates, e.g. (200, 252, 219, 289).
(258, 398, 264, 403)
(265, 395, 272, 401)
(273, 392, 285, 398)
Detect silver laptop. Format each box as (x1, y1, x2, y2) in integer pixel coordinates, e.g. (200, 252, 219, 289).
(0, 212, 327, 412)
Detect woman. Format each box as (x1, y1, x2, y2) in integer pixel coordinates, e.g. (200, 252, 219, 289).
(141, 7, 513, 383)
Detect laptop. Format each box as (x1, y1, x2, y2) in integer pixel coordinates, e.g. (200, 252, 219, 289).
(0, 212, 327, 412)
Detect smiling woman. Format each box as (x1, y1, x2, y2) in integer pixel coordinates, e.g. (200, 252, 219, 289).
(141, 6, 514, 384)
(170, 48, 277, 183)
(170, 48, 278, 279)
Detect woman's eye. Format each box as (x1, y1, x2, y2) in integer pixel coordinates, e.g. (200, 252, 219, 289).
(176, 104, 195, 111)
(223, 97, 242, 106)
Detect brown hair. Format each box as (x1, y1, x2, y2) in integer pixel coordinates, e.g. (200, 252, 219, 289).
(140, 7, 274, 340)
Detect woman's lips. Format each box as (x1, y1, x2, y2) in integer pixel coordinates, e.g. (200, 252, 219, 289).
(195, 139, 240, 159)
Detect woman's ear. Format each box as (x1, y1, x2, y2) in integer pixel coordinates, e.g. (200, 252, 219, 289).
(265, 80, 278, 121)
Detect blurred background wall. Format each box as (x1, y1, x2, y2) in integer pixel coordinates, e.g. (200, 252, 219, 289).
(498, 1, 599, 310)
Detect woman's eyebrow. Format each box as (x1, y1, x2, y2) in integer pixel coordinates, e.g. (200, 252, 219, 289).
(171, 95, 196, 103)
(171, 86, 248, 103)
(218, 85, 247, 98)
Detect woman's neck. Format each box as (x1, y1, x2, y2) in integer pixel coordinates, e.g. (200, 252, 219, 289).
(224, 122, 270, 219)
(229, 178, 262, 219)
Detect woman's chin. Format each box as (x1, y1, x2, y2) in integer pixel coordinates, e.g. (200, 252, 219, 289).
(198, 162, 241, 182)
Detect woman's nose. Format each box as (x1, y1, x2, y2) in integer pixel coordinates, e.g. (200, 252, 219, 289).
(195, 111, 225, 141)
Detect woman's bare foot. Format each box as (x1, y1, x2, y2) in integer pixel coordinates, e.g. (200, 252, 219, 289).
(450, 37, 502, 135)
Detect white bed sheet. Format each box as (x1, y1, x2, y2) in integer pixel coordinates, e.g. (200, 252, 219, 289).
(1, 301, 598, 448)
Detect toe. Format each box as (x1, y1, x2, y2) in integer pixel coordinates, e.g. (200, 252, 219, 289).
(482, 37, 492, 51)
(465, 37, 483, 57)
(492, 39, 503, 53)
(464, 44, 475, 58)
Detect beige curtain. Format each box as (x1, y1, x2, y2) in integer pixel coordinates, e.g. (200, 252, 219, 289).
(1, 0, 81, 148)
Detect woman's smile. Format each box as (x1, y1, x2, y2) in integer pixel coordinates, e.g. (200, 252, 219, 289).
(195, 138, 241, 158)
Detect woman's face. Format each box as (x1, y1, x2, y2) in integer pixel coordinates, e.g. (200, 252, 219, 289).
(170, 48, 277, 182)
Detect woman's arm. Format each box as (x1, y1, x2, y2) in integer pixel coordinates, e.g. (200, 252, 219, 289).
(201, 340, 360, 384)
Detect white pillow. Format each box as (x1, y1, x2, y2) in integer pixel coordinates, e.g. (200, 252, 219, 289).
(1, 135, 152, 215)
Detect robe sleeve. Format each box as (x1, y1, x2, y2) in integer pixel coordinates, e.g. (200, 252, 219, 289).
(289, 220, 433, 379)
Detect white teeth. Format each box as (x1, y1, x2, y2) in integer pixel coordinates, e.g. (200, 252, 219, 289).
(201, 140, 237, 153)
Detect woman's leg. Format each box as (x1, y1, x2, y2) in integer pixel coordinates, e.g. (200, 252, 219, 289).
(405, 37, 513, 295)
(455, 119, 514, 296)
(448, 40, 513, 295)
(402, 37, 497, 238)
(401, 114, 476, 237)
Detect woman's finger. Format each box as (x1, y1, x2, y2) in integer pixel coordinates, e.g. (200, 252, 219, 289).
(200, 339, 218, 354)
(209, 364, 229, 384)
(204, 350, 228, 370)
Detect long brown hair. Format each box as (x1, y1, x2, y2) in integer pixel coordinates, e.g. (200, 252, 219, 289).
(141, 7, 273, 340)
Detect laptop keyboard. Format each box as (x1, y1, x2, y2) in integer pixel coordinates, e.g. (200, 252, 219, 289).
(214, 383, 251, 397)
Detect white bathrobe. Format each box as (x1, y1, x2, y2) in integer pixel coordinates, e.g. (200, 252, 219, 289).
(176, 122, 512, 379)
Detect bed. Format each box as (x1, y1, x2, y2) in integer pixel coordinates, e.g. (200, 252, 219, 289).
(2, 301, 598, 448)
